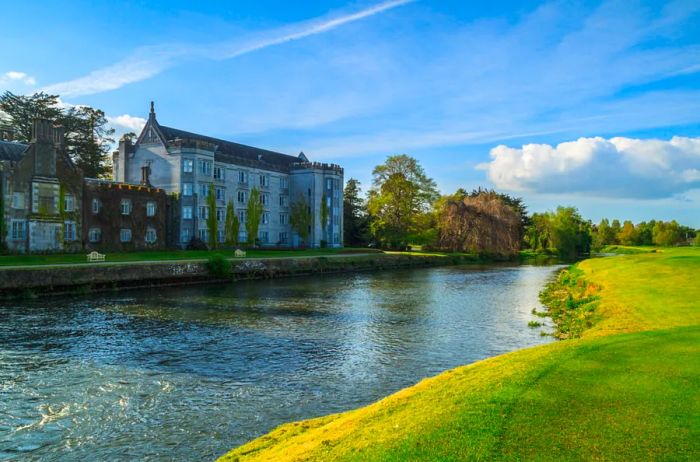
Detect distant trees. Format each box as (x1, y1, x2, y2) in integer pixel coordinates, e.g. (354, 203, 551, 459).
(291, 193, 312, 246)
(343, 178, 369, 246)
(246, 187, 264, 246)
(652, 221, 682, 246)
(367, 155, 439, 249)
(525, 207, 592, 259)
(435, 190, 521, 255)
(591, 218, 692, 248)
(0, 91, 114, 177)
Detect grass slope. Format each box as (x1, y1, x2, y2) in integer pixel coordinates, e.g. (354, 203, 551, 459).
(219, 248, 700, 462)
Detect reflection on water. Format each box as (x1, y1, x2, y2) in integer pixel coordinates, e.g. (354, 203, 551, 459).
(0, 264, 557, 461)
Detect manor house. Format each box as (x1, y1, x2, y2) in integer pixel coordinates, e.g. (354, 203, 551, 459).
(114, 102, 343, 248)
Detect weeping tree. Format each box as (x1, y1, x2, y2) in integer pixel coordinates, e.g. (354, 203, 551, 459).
(206, 183, 217, 249)
(246, 187, 264, 247)
(224, 200, 239, 247)
(291, 193, 312, 247)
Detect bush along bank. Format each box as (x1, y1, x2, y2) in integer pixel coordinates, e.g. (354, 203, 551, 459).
(539, 265, 601, 339)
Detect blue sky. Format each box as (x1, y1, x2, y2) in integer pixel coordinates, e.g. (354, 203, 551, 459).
(1, 0, 699, 226)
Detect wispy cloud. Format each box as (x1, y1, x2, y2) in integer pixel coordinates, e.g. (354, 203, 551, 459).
(0, 71, 36, 86)
(42, 0, 413, 97)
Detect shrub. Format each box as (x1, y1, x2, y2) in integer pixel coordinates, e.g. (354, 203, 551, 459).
(206, 255, 230, 278)
(187, 237, 208, 250)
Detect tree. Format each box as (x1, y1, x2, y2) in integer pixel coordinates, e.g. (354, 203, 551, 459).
(593, 218, 617, 249)
(652, 221, 682, 246)
(695, 231, 700, 246)
(549, 207, 592, 259)
(224, 200, 239, 247)
(246, 187, 264, 246)
(320, 194, 330, 246)
(610, 219, 621, 244)
(525, 212, 553, 252)
(636, 221, 654, 245)
(0, 91, 114, 177)
(618, 220, 637, 246)
(206, 183, 217, 249)
(343, 178, 369, 246)
(291, 193, 312, 247)
(367, 155, 439, 249)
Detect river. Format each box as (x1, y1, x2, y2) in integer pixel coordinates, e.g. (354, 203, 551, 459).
(0, 263, 558, 461)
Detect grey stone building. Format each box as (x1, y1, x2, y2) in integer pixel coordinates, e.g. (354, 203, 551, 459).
(113, 103, 344, 248)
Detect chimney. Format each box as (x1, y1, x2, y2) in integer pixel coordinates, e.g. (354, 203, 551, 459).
(141, 164, 152, 187)
(32, 118, 57, 177)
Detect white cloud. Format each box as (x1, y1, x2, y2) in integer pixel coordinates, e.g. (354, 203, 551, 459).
(0, 71, 36, 86)
(480, 136, 700, 199)
(107, 114, 147, 132)
(41, 0, 413, 97)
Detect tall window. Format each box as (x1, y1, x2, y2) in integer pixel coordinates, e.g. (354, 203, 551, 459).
(64, 221, 76, 241)
(214, 166, 224, 181)
(64, 194, 75, 212)
(11, 192, 25, 210)
(326, 178, 333, 189)
(183, 159, 193, 173)
(92, 198, 101, 214)
(238, 210, 246, 224)
(280, 177, 289, 189)
(120, 229, 132, 243)
(182, 182, 193, 196)
(199, 183, 209, 197)
(11, 220, 26, 240)
(279, 213, 288, 225)
(89, 228, 101, 243)
(145, 227, 157, 244)
(120, 199, 132, 215)
(215, 187, 225, 201)
(279, 195, 288, 207)
(261, 212, 269, 225)
(259, 231, 269, 244)
(182, 206, 193, 220)
(237, 191, 247, 204)
(261, 193, 269, 206)
(259, 175, 269, 187)
(199, 206, 209, 220)
(146, 201, 157, 217)
(181, 228, 191, 243)
(238, 171, 248, 184)
(278, 231, 288, 244)
(216, 208, 225, 222)
(198, 160, 212, 176)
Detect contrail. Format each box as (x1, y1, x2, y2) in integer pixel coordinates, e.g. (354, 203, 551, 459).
(42, 0, 414, 97)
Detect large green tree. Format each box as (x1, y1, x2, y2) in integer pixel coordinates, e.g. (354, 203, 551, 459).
(343, 178, 369, 246)
(593, 218, 617, 249)
(0, 91, 114, 178)
(246, 187, 264, 246)
(291, 193, 312, 247)
(224, 200, 239, 247)
(367, 155, 438, 249)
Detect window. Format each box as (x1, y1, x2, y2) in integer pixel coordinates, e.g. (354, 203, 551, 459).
(120, 199, 132, 215)
(215, 187, 225, 201)
(259, 175, 269, 187)
(64, 194, 75, 212)
(120, 229, 132, 243)
(11, 192, 25, 210)
(279, 195, 289, 207)
(261, 193, 269, 206)
(182, 182, 193, 196)
(238, 210, 246, 224)
(237, 191, 247, 204)
(238, 171, 248, 184)
(217, 230, 225, 243)
(11, 220, 26, 240)
(278, 231, 288, 244)
(262, 213, 269, 225)
(64, 221, 76, 241)
(216, 208, 225, 222)
(199, 206, 209, 220)
(88, 228, 101, 243)
(214, 166, 224, 180)
(199, 229, 208, 241)
(199, 183, 209, 197)
(198, 160, 212, 176)
(280, 177, 289, 189)
(333, 233, 340, 244)
(146, 201, 157, 217)
(145, 227, 157, 244)
(181, 228, 191, 243)
(183, 206, 193, 220)
(279, 213, 288, 225)
(183, 159, 193, 173)
(259, 231, 269, 244)
(326, 178, 333, 189)
(92, 198, 101, 214)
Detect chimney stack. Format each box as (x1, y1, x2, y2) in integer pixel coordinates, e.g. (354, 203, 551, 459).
(141, 164, 152, 187)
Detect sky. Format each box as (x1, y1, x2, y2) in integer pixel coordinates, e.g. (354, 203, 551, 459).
(1, 0, 699, 226)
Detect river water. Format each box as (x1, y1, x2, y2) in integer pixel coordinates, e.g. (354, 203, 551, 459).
(0, 264, 557, 461)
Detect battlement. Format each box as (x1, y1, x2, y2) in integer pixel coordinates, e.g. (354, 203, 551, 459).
(291, 161, 344, 174)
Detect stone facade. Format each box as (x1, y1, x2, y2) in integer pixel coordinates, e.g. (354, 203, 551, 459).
(1, 120, 83, 253)
(113, 103, 344, 248)
(82, 178, 169, 252)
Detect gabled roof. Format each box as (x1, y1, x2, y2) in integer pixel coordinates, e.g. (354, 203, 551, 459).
(157, 124, 303, 171)
(0, 140, 28, 161)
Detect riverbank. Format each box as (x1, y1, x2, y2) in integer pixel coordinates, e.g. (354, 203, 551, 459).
(218, 247, 700, 461)
(0, 252, 482, 298)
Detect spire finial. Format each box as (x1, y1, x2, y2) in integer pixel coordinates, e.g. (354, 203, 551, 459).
(150, 100, 155, 115)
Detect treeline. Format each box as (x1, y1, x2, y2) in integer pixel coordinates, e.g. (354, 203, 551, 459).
(344, 155, 699, 258)
(0, 91, 115, 178)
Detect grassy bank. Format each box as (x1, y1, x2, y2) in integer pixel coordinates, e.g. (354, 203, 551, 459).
(219, 247, 700, 461)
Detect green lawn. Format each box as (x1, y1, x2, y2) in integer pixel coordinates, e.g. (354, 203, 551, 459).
(218, 247, 700, 461)
(0, 247, 381, 267)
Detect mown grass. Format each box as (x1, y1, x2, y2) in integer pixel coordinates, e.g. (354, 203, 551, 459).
(0, 247, 380, 267)
(218, 247, 700, 462)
